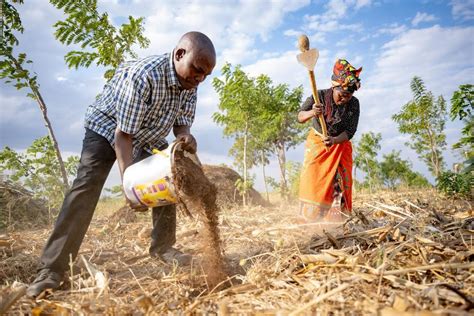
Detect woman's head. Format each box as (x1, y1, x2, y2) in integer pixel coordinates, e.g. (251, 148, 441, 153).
(331, 59, 362, 99)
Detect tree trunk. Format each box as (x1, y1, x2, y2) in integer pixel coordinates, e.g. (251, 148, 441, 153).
(426, 126, 440, 178)
(276, 140, 288, 200)
(10, 55, 70, 191)
(243, 122, 248, 207)
(365, 157, 372, 194)
(261, 151, 269, 203)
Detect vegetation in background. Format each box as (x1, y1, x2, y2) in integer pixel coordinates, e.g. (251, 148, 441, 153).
(436, 171, 472, 198)
(213, 64, 260, 206)
(449, 84, 473, 171)
(380, 150, 430, 189)
(393, 76, 447, 178)
(213, 64, 305, 204)
(50, 0, 150, 80)
(267, 161, 302, 199)
(436, 84, 473, 198)
(1, 0, 69, 189)
(354, 132, 382, 192)
(0, 136, 79, 212)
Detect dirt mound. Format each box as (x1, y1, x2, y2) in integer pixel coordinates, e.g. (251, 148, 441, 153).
(202, 165, 270, 207)
(0, 181, 51, 230)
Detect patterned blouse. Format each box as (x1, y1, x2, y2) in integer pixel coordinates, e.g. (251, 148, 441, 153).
(300, 88, 360, 140)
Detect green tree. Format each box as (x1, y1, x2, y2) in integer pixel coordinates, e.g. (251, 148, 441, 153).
(380, 150, 430, 189)
(1, 0, 70, 189)
(392, 76, 447, 178)
(213, 64, 260, 206)
(450, 84, 473, 168)
(258, 81, 305, 199)
(0, 136, 79, 212)
(353, 132, 382, 191)
(50, 0, 150, 80)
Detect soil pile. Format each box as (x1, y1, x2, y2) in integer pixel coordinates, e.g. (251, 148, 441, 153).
(172, 151, 227, 289)
(202, 165, 270, 207)
(0, 180, 51, 230)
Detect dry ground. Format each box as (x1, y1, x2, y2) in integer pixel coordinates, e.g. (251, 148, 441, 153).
(1, 189, 473, 315)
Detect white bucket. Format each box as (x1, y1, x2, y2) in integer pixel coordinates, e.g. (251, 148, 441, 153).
(123, 142, 200, 208)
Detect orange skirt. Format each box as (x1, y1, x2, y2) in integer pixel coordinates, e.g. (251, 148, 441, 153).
(298, 129, 353, 222)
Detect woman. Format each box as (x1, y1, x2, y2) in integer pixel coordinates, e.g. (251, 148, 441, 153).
(297, 59, 362, 223)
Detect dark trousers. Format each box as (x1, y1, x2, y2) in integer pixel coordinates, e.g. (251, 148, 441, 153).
(39, 128, 176, 273)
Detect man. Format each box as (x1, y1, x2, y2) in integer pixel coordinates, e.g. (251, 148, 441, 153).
(26, 31, 216, 298)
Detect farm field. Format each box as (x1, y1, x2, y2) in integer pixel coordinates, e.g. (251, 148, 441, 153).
(1, 189, 473, 315)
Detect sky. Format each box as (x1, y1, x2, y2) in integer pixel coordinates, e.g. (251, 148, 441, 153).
(1, 0, 473, 191)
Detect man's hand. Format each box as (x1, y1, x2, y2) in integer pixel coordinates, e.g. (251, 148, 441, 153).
(176, 133, 197, 154)
(125, 197, 149, 212)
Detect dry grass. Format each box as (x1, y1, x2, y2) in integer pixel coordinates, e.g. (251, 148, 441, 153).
(1, 189, 473, 315)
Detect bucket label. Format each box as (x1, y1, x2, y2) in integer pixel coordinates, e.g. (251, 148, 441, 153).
(131, 176, 177, 207)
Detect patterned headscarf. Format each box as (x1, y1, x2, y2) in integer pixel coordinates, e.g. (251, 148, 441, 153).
(331, 59, 362, 93)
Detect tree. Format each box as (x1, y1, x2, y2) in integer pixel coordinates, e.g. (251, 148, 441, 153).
(1, 0, 70, 189)
(0, 136, 79, 212)
(213, 64, 260, 206)
(353, 132, 382, 191)
(392, 76, 447, 178)
(50, 0, 150, 80)
(450, 84, 473, 168)
(258, 81, 305, 199)
(379, 150, 430, 189)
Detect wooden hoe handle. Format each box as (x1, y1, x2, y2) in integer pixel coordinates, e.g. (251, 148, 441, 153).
(297, 35, 328, 138)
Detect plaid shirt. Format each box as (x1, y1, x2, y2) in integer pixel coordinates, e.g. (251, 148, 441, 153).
(84, 53, 197, 158)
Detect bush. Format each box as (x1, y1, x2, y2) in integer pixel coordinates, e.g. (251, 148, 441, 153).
(436, 171, 473, 198)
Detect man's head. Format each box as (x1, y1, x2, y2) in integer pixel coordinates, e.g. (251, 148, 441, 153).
(173, 32, 216, 90)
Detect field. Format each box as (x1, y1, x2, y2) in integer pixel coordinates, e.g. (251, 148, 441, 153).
(1, 189, 473, 315)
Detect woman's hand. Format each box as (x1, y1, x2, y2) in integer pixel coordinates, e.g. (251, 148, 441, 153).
(312, 104, 323, 116)
(322, 136, 335, 146)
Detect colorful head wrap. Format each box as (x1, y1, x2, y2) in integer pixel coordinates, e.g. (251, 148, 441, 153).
(331, 59, 362, 93)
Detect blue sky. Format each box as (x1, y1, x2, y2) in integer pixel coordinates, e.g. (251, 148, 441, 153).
(1, 0, 473, 191)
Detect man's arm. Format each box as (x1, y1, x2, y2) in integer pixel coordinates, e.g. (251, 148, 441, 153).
(114, 127, 134, 180)
(115, 127, 148, 211)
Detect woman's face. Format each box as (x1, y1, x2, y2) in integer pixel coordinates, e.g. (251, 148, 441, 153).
(333, 87, 353, 105)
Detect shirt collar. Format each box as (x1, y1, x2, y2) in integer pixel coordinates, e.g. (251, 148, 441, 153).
(167, 52, 182, 88)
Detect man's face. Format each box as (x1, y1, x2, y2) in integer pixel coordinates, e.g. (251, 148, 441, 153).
(174, 49, 215, 90)
(333, 87, 353, 105)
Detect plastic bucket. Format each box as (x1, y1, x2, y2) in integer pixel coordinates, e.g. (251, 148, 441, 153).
(123, 142, 200, 208)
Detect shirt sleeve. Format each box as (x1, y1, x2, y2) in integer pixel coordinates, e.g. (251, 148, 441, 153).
(115, 71, 150, 135)
(345, 98, 360, 139)
(174, 90, 197, 126)
(300, 95, 314, 111)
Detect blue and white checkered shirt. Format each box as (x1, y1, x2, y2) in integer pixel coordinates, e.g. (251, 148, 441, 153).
(84, 53, 197, 158)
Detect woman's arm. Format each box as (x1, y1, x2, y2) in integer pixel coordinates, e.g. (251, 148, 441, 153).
(323, 131, 349, 146)
(298, 104, 322, 123)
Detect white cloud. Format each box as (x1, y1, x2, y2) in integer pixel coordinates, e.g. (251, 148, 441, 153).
(356, 25, 472, 173)
(355, 0, 372, 9)
(138, 0, 309, 66)
(412, 12, 437, 26)
(0, 94, 37, 123)
(243, 49, 333, 91)
(450, 0, 474, 21)
(375, 23, 408, 36)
